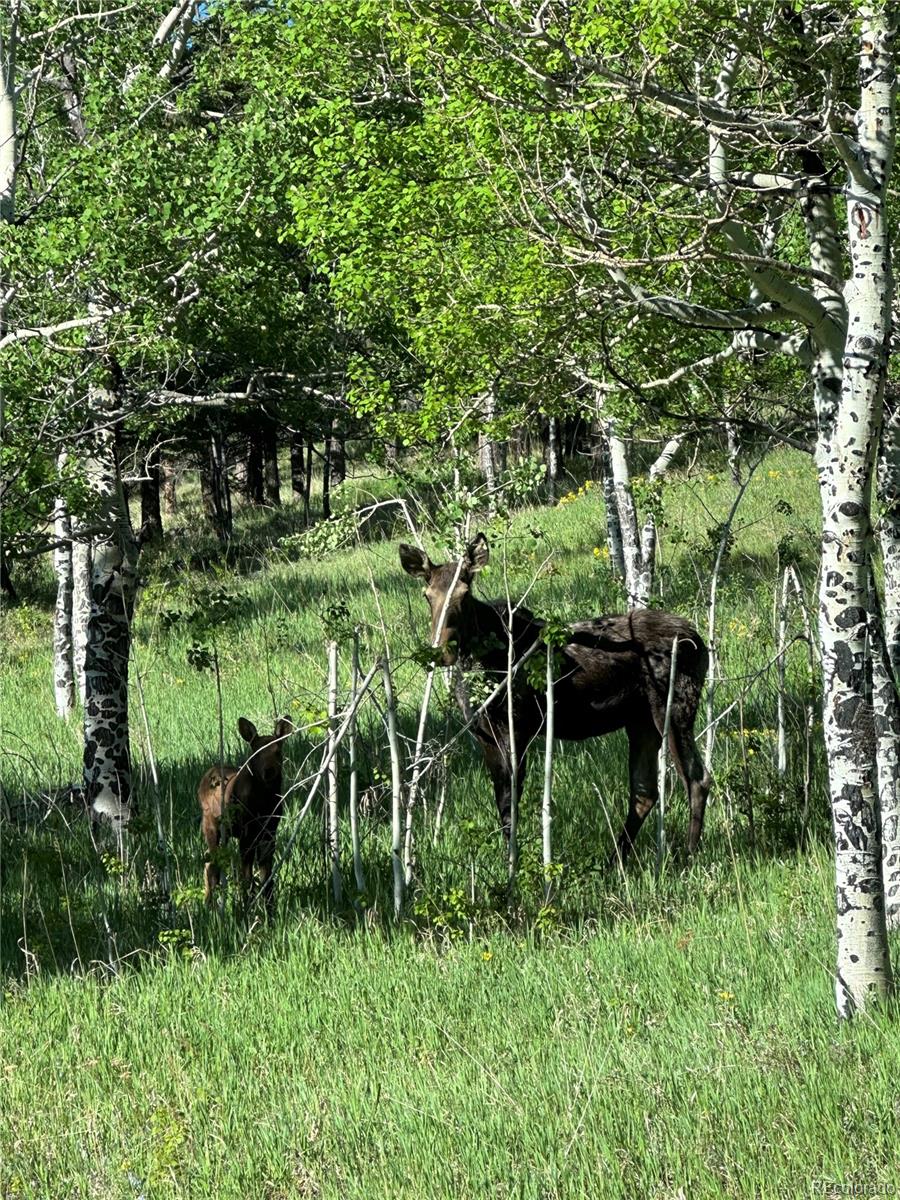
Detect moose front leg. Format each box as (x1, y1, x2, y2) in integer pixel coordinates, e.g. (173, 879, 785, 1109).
(480, 735, 528, 841)
(255, 825, 279, 918)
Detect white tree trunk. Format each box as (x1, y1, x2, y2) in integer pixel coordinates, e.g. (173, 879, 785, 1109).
(382, 659, 404, 918)
(818, 7, 895, 1016)
(0, 7, 17, 225)
(604, 422, 645, 607)
(871, 572, 900, 929)
(596, 425, 626, 578)
(541, 640, 554, 895)
(546, 416, 560, 503)
(71, 528, 92, 704)
(348, 630, 365, 896)
(878, 396, 900, 680)
(604, 425, 681, 608)
(82, 381, 139, 830)
(726, 421, 741, 485)
(52, 492, 75, 719)
(775, 567, 791, 779)
(875, 389, 900, 927)
(327, 639, 342, 905)
(477, 386, 499, 509)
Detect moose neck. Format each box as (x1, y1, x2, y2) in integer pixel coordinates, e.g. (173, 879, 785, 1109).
(461, 592, 543, 672)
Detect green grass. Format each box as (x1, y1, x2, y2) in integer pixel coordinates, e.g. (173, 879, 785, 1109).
(4, 447, 889, 1199)
(3, 853, 900, 1198)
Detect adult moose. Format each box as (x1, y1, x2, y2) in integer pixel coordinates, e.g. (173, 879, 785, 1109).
(399, 534, 711, 863)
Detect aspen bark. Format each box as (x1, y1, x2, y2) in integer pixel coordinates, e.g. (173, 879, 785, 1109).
(878, 394, 900, 680)
(71, 526, 91, 705)
(604, 422, 644, 606)
(726, 422, 741, 485)
(478, 388, 499, 506)
(327, 639, 342, 905)
(506, 591, 519, 882)
(597, 430, 625, 579)
(775, 567, 791, 779)
(348, 630, 365, 895)
(322, 438, 332, 520)
(871, 573, 900, 929)
(545, 416, 560, 503)
(82, 380, 139, 829)
(877, 394, 900, 927)
(819, 8, 895, 1016)
(383, 659, 404, 917)
(541, 641, 554, 897)
(0, 6, 17, 226)
(52, 490, 75, 719)
(656, 637, 680, 879)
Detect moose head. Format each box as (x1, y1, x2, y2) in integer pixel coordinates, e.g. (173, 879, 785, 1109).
(398, 533, 490, 665)
(237, 716, 292, 787)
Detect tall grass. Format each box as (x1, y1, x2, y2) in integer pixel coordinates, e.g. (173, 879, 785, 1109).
(3, 448, 886, 1199)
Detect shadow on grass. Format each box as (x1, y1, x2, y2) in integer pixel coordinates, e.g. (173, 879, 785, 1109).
(1, 698, 830, 986)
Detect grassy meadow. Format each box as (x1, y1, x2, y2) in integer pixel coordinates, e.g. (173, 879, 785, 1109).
(4, 448, 900, 1198)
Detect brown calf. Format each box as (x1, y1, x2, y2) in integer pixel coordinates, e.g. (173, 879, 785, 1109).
(198, 716, 292, 910)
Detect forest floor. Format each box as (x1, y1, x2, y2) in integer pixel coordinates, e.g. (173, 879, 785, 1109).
(3, 448, 900, 1198)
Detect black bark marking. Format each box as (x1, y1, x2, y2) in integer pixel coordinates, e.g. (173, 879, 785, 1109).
(835, 606, 868, 629)
(833, 640, 856, 684)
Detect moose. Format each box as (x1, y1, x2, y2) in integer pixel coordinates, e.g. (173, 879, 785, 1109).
(198, 716, 292, 909)
(400, 533, 711, 863)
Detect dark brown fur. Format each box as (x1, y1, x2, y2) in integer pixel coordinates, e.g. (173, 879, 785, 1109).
(198, 716, 292, 909)
(400, 534, 711, 863)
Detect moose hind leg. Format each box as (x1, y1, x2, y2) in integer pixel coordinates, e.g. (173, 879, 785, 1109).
(669, 725, 711, 858)
(201, 816, 222, 903)
(611, 723, 662, 868)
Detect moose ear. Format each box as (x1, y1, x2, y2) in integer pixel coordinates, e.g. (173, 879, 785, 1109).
(399, 543, 432, 581)
(274, 717, 293, 741)
(465, 532, 490, 572)
(238, 717, 258, 743)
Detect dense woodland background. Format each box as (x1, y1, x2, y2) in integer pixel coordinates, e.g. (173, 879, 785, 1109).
(2, 3, 900, 1197)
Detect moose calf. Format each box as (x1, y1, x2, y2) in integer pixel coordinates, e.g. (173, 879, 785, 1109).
(198, 717, 291, 910)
